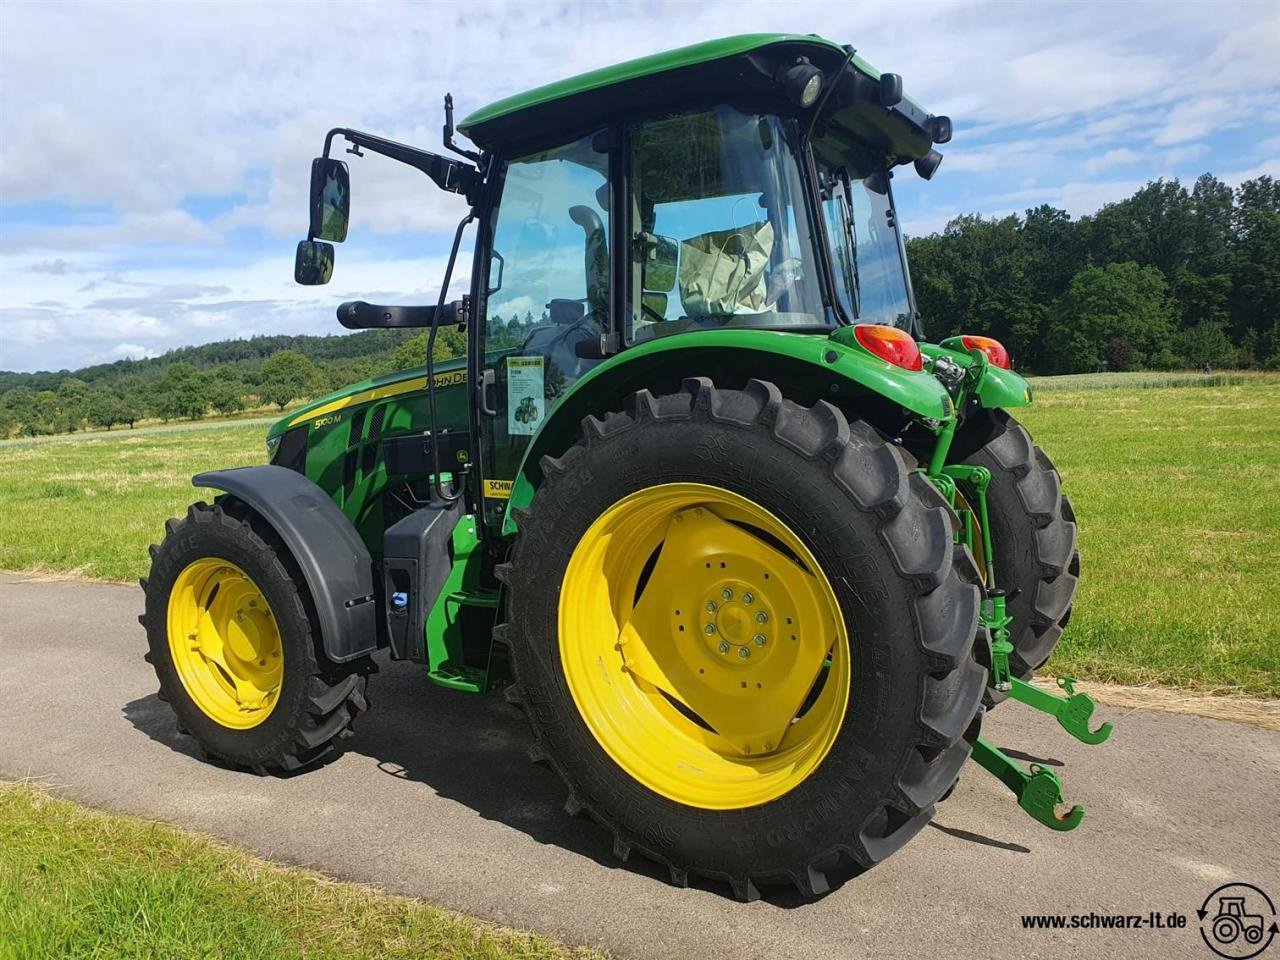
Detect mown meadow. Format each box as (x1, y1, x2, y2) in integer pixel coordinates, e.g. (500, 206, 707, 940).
(2, 373, 1276, 696)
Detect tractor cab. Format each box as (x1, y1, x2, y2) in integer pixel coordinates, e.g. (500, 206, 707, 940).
(291, 34, 950, 530)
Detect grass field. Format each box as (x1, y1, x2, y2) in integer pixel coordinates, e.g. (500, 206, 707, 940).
(0, 782, 604, 960)
(1, 373, 1276, 696)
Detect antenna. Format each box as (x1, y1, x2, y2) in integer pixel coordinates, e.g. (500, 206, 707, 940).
(442, 93, 482, 164)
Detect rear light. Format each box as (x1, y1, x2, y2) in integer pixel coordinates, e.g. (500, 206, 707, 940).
(853, 324, 924, 371)
(960, 335, 1011, 369)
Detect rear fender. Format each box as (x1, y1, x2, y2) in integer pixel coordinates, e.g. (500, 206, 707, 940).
(193, 465, 378, 664)
(501, 330, 953, 533)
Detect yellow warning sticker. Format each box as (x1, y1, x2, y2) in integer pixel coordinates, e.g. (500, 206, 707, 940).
(483, 478, 513, 499)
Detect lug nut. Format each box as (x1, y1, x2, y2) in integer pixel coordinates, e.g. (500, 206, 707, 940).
(738, 647, 751, 660)
(753, 634, 767, 647)
(718, 641, 730, 654)
(755, 611, 768, 623)
(704, 623, 717, 635)
(721, 587, 733, 601)
(705, 601, 717, 613)
(742, 592, 754, 604)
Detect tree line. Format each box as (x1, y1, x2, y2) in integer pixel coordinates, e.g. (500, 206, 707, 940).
(0, 315, 486, 437)
(3, 172, 1276, 437)
(906, 174, 1280, 372)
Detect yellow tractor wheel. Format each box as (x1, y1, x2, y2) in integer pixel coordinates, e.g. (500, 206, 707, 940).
(141, 500, 368, 773)
(501, 378, 986, 901)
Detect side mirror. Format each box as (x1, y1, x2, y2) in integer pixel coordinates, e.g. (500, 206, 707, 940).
(637, 232, 679, 293)
(879, 73, 903, 108)
(310, 158, 350, 242)
(295, 240, 334, 285)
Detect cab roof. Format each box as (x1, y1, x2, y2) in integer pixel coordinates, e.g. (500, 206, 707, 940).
(457, 34, 937, 161)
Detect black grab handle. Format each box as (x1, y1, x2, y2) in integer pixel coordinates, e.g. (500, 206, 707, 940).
(337, 299, 468, 329)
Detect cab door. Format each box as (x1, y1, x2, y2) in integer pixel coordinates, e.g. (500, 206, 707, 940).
(473, 131, 615, 531)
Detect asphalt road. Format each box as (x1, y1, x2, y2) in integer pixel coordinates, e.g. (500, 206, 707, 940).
(2, 572, 1277, 960)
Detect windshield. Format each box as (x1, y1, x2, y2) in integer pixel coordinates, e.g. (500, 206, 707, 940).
(628, 107, 831, 341)
(817, 163, 914, 329)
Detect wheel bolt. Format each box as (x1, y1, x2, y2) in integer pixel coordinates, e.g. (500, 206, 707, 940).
(738, 647, 751, 660)
(753, 634, 767, 646)
(742, 592, 754, 604)
(704, 623, 717, 635)
(721, 587, 733, 601)
(718, 641, 730, 654)
(755, 611, 768, 623)
(705, 601, 717, 613)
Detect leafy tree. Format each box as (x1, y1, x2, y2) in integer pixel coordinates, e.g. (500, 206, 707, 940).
(259, 350, 320, 410)
(388, 327, 467, 372)
(206, 374, 245, 416)
(1, 386, 36, 434)
(114, 378, 147, 428)
(153, 363, 209, 420)
(1237, 328, 1261, 368)
(1230, 176, 1280, 349)
(55, 377, 89, 432)
(1045, 262, 1175, 373)
(85, 387, 129, 431)
(1176, 321, 1236, 369)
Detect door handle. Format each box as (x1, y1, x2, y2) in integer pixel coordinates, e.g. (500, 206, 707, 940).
(478, 367, 498, 417)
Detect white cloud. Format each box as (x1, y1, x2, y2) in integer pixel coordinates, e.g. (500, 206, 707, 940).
(0, 247, 469, 371)
(110, 343, 161, 361)
(1, 0, 1278, 370)
(1083, 148, 1141, 174)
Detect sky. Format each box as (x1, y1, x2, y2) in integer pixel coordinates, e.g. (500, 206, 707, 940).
(2, 0, 1278, 374)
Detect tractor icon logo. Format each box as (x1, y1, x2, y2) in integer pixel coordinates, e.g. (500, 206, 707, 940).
(1199, 883, 1278, 959)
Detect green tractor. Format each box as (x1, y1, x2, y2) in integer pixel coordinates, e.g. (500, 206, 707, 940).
(141, 34, 1112, 899)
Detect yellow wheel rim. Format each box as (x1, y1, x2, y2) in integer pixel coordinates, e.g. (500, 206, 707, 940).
(559, 483, 850, 809)
(167, 559, 284, 729)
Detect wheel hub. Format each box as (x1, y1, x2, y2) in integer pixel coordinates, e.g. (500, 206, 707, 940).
(703, 580, 775, 662)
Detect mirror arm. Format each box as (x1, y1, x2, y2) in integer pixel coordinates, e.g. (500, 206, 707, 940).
(322, 127, 483, 205)
(443, 93, 484, 164)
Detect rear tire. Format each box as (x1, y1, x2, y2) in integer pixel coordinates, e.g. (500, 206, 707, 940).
(140, 499, 368, 773)
(500, 378, 986, 900)
(958, 411, 1078, 683)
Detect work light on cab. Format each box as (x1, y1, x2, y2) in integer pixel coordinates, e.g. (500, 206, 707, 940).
(853, 323, 924, 371)
(777, 60, 823, 107)
(960, 334, 1011, 369)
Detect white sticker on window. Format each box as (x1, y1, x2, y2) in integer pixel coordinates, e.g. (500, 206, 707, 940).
(506, 355, 545, 437)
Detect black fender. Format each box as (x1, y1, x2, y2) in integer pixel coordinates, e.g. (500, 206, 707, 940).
(193, 465, 378, 664)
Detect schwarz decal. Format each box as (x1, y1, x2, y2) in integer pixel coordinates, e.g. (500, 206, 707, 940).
(483, 478, 514, 499)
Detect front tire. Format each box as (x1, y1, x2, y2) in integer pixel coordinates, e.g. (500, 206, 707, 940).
(141, 500, 368, 773)
(500, 378, 986, 899)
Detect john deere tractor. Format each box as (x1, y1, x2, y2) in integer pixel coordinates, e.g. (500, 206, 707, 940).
(141, 34, 1112, 899)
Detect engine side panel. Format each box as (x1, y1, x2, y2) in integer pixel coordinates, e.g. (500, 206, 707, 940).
(268, 360, 471, 560)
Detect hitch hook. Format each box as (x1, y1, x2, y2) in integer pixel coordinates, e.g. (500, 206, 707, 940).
(971, 737, 1085, 832)
(1007, 675, 1113, 745)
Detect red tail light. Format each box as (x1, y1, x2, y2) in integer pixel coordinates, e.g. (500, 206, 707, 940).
(960, 335, 1011, 369)
(853, 324, 923, 371)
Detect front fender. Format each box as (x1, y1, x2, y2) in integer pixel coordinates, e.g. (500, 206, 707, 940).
(194, 465, 378, 663)
(502, 328, 953, 534)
